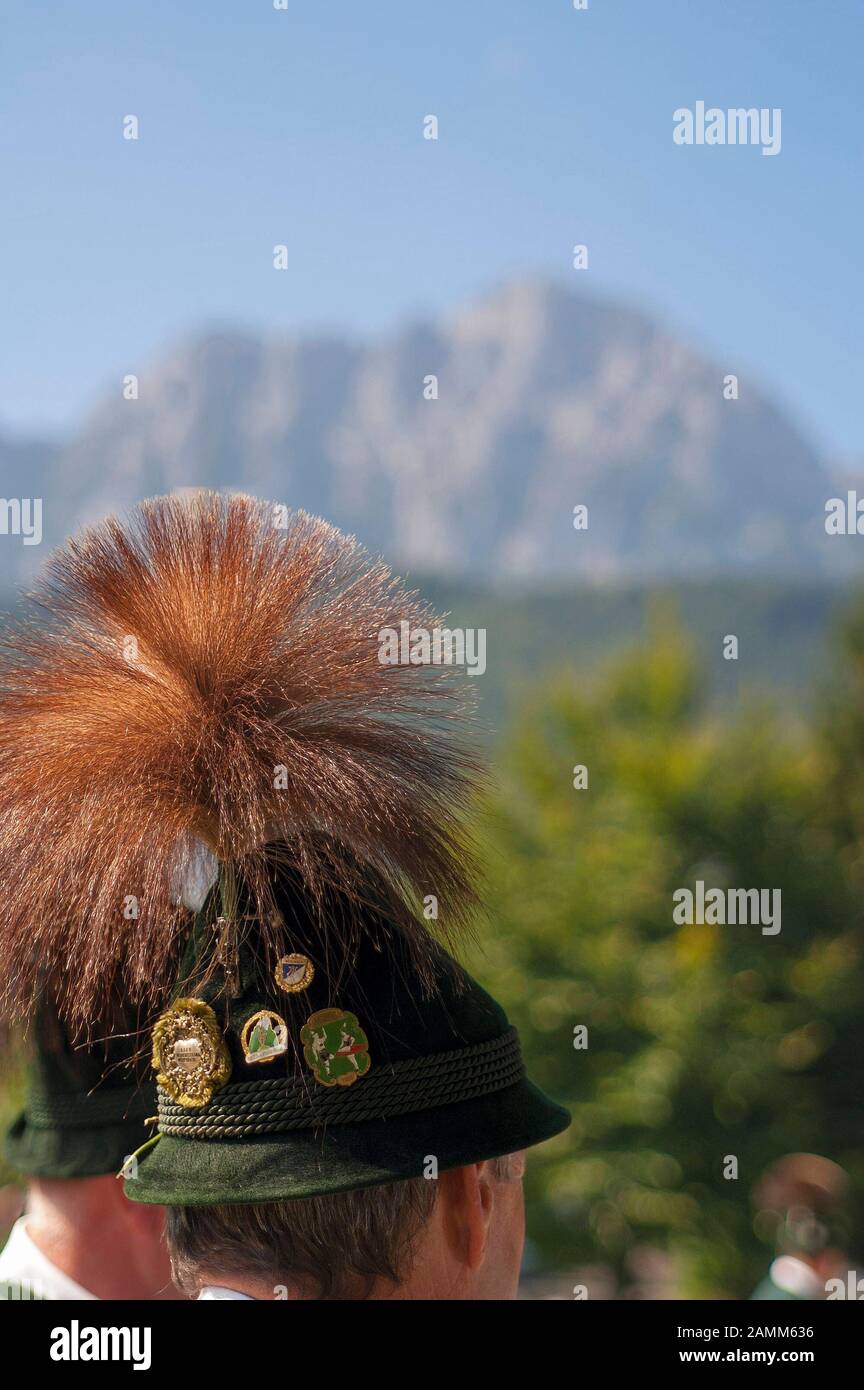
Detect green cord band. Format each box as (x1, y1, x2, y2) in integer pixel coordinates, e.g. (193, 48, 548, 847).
(157, 1027, 525, 1139)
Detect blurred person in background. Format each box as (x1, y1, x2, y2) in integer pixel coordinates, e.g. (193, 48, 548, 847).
(750, 1153, 852, 1300)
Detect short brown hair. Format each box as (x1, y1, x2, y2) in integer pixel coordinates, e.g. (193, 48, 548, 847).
(167, 1176, 437, 1300)
(168, 1156, 522, 1299)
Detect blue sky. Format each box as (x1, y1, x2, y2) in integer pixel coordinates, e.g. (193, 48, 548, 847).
(1, 0, 861, 458)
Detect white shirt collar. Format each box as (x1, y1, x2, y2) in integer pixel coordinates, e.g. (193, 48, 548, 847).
(0, 1217, 98, 1301)
(769, 1256, 824, 1299)
(197, 1284, 255, 1300)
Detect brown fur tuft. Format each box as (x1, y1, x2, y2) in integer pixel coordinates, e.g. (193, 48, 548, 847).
(0, 492, 482, 1031)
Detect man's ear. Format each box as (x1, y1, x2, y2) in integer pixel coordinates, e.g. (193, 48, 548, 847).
(439, 1163, 496, 1271)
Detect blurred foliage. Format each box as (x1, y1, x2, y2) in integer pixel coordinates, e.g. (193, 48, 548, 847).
(0, 1042, 25, 1191)
(470, 616, 864, 1297)
(421, 576, 846, 731)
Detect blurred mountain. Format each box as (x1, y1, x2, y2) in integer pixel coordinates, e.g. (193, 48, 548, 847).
(0, 432, 57, 505)
(0, 279, 847, 588)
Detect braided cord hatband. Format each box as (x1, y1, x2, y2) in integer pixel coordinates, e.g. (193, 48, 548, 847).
(157, 1027, 525, 1138)
(26, 1085, 153, 1130)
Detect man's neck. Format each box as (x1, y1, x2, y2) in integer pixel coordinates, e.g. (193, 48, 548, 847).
(25, 1176, 180, 1301)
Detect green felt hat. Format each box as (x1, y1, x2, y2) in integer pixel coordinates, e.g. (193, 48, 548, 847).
(126, 873, 569, 1206)
(4, 1001, 155, 1180)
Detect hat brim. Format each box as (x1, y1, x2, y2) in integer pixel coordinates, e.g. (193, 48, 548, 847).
(3, 1112, 149, 1181)
(125, 1078, 570, 1205)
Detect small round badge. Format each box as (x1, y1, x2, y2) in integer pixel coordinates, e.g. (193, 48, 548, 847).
(301, 1008, 371, 1088)
(152, 998, 232, 1109)
(274, 952, 315, 994)
(241, 1010, 289, 1065)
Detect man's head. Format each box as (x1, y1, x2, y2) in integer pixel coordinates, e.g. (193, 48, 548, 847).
(2, 1000, 179, 1300)
(126, 869, 569, 1221)
(0, 491, 568, 1293)
(4, 998, 155, 1182)
(167, 1153, 526, 1300)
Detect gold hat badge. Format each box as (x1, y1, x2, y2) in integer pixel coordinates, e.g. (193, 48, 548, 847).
(152, 998, 232, 1108)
